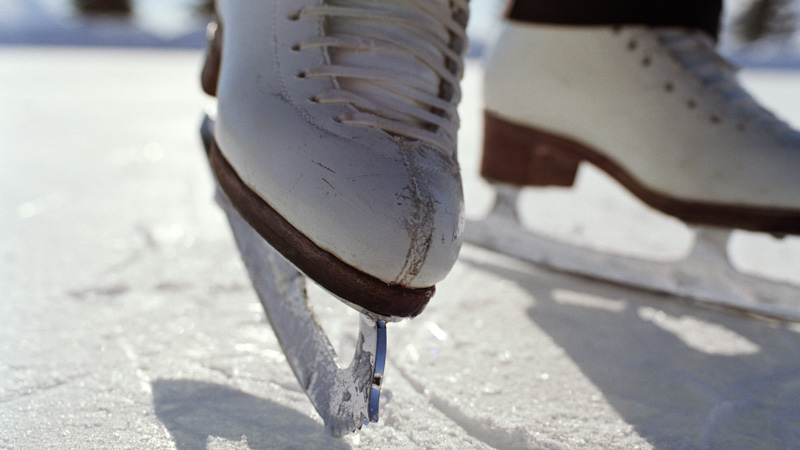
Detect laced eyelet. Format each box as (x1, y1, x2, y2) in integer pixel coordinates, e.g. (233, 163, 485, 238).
(288, 10, 302, 21)
(291, 0, 466, 152)
(291, 43, 301, 52)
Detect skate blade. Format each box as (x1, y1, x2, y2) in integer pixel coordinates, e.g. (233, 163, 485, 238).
(466, 184, 800, 322)
(202, 112, 385, 436)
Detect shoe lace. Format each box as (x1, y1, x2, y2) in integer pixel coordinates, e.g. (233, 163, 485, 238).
(655, 29, 794, 138)
(295, 0, 468, 155)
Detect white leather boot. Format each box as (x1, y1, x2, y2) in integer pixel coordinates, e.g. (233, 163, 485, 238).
(206, 0, 468, 319)
(482, 21, 800, 235)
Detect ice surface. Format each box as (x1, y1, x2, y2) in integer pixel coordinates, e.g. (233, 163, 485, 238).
(3, 44, 800, 449)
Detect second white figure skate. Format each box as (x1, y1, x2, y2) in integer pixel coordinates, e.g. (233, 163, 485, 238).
(468, 21, 800, 321)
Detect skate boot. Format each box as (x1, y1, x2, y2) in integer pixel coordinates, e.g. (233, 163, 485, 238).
(200, 0, 468, 435)
(468, 20, 800, 320)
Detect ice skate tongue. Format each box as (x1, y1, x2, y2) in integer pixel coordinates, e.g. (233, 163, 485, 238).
(304, 0, 468, 153)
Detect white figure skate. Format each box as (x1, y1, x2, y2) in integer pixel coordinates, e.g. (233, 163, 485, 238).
(469, 21, 800, 320)
(200, 0, 468, 435)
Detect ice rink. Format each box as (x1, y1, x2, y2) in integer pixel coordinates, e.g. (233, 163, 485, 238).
(3, 46, 800, 448)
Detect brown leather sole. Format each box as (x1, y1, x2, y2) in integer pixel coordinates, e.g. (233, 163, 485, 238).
(481, 111, 800, 235)
(208, 139, 434, 319)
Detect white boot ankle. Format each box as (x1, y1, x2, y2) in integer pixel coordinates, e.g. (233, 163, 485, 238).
(483, 21, 800, 234)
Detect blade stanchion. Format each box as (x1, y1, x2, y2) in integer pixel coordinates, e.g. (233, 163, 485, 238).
(202, 113, 387, 436)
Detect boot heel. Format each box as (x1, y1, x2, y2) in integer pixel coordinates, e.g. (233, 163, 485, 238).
(481, 111, 581, 187)
(201, 22, 222, 97)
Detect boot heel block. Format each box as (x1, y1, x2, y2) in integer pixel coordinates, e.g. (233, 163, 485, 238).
(201, 22, 222, 97)
(481, 111, 582, 187)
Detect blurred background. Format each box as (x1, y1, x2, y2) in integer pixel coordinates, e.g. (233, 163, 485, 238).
(0, 0, 213, 48)
(1, 0, 800, 64)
